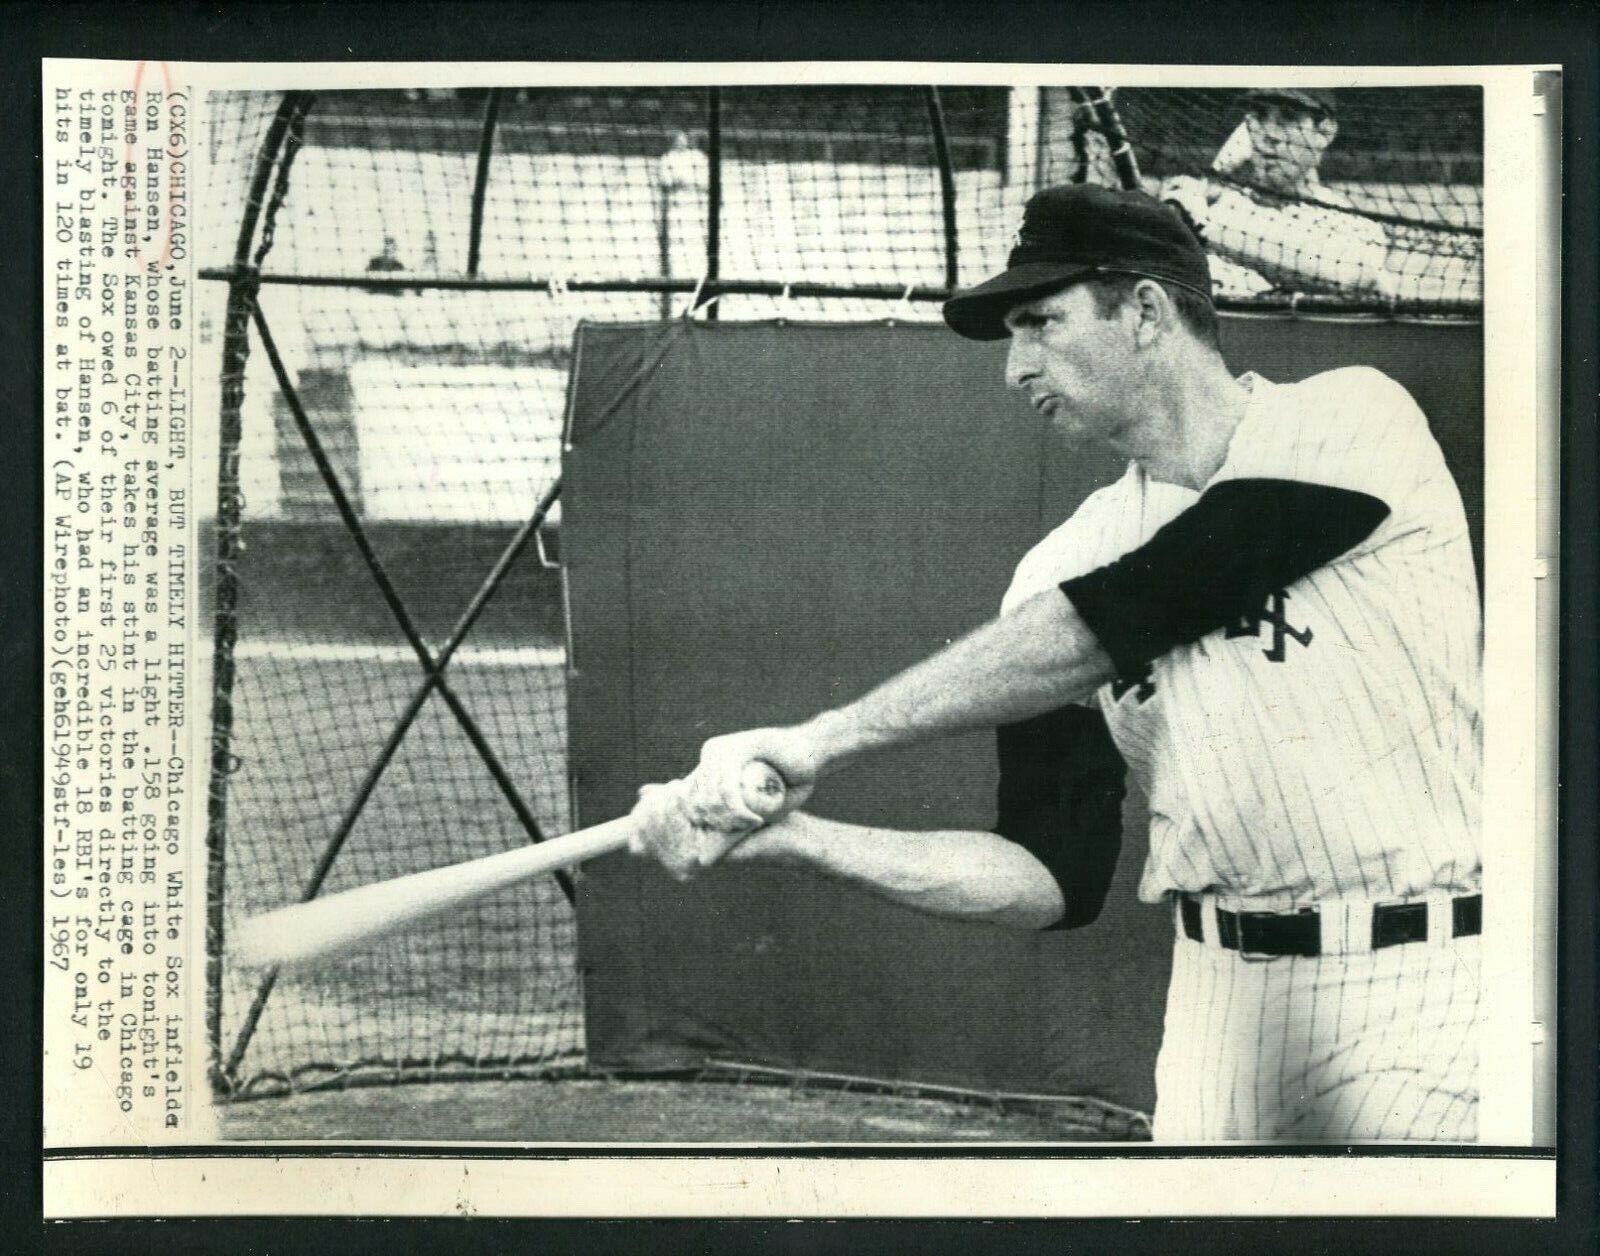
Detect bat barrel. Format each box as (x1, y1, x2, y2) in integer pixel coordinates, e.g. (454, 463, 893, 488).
(230, 818, 633, 969)
(229, 759, 787, 970)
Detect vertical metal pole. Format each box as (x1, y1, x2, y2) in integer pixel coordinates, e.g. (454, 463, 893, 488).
(924, 86, 960, 291)
(1084, 87, 1142, 191)
(1065, 88, 1092, 184)
(205, 93, 306, 1097)
(466, 88, 503, 277)
(705, 87, 722, 320)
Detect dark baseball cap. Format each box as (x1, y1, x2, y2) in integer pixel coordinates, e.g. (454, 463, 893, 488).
(942, 183, 1212, 342)
(1241, 87, 1338, 117)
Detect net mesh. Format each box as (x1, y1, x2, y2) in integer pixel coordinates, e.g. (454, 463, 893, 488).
(200, 83, 1483, 1105)
(1077, 86, 1484, 308)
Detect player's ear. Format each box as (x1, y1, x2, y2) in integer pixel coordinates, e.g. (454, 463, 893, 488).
(1316, 114, 1338, 144)
(1130, 278, 1168, 347)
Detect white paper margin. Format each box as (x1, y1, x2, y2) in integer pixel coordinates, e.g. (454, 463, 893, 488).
(40, 56, 1557, 1219)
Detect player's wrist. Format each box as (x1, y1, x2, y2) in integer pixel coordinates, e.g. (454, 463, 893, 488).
(800, 708, 870, 774)
(723, 812, 813, 867)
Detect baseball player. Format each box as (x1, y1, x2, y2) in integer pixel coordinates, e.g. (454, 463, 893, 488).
(1158, 88, 1400, 303)
(630, 183, 1482, 1142)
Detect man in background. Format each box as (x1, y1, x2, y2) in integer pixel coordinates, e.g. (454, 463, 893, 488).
(363, 235, 408, 295)
(1158, 88, 1400, 302)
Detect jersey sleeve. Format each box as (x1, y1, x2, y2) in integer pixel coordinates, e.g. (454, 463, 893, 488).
(1059, 480, 1387, 680)
(993, 704, 1127, 930)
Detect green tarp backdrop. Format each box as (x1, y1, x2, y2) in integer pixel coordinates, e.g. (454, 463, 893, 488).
(564, 317, 1484, 1111)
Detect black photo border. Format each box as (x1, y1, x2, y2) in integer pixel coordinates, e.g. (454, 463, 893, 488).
(2, 2, 1594, 1253)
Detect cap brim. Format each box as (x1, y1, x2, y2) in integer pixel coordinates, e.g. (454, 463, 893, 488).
(1241, 88, 1334, 116)
(942, 261, 1097, 341)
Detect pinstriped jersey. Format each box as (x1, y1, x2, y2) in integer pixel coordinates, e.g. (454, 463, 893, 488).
(1002, 367, 1481, 907)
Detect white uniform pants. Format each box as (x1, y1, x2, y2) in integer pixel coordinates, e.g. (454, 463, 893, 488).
(1152, 931, 1480, 1143)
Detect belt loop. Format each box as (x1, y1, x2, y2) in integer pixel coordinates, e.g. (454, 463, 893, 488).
(1344, 901, 1374, 955)
(1199, 896, 1221, 947)
(1426, 893, 1453, 945)
(1319, 901, 1349, 955)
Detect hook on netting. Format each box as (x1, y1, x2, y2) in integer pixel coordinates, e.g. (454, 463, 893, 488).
(681, 271, 710, 319)
(887, 283, 915, 324)
(778, 282, 793, 323)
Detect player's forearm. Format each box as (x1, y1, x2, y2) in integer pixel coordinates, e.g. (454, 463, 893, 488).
(729, 812, 1066, 929)
(801, 590, 1115, 775)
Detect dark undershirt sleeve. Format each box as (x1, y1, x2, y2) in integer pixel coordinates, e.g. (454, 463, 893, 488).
(1059, 478, 1390, 681)
(994, 704, 1128, 930)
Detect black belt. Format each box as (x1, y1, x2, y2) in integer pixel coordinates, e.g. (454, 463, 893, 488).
(1178, 893, 1482, 957)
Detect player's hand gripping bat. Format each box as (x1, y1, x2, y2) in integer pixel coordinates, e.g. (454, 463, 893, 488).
(231, 760, 787, 970)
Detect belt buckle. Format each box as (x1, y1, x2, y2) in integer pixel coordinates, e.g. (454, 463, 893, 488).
(1235, 906, 1319, 962)
(1234, 910, 1279, 962)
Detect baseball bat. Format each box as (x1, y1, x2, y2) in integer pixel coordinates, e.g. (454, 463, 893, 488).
(230, 761, 787, 970)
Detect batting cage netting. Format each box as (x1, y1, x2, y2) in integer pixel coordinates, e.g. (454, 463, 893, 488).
(1098, 86, 1482, 308)
(199, 84, 1482, 1119)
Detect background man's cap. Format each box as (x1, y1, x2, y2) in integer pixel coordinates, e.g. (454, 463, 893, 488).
(942, 183, 1212, 341)
(1241, 87, 1338, 118)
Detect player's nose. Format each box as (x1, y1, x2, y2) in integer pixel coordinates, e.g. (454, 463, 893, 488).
(1004, 336, 1038, 391)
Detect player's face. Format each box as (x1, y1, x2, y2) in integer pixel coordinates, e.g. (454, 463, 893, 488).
(1003, 284, 1136, 446)
(1244, 103, 1335, 192)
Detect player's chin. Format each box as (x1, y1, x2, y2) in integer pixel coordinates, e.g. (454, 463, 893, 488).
(1258, 164, 1303, 194)
(1047, 410, 1096, 444)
